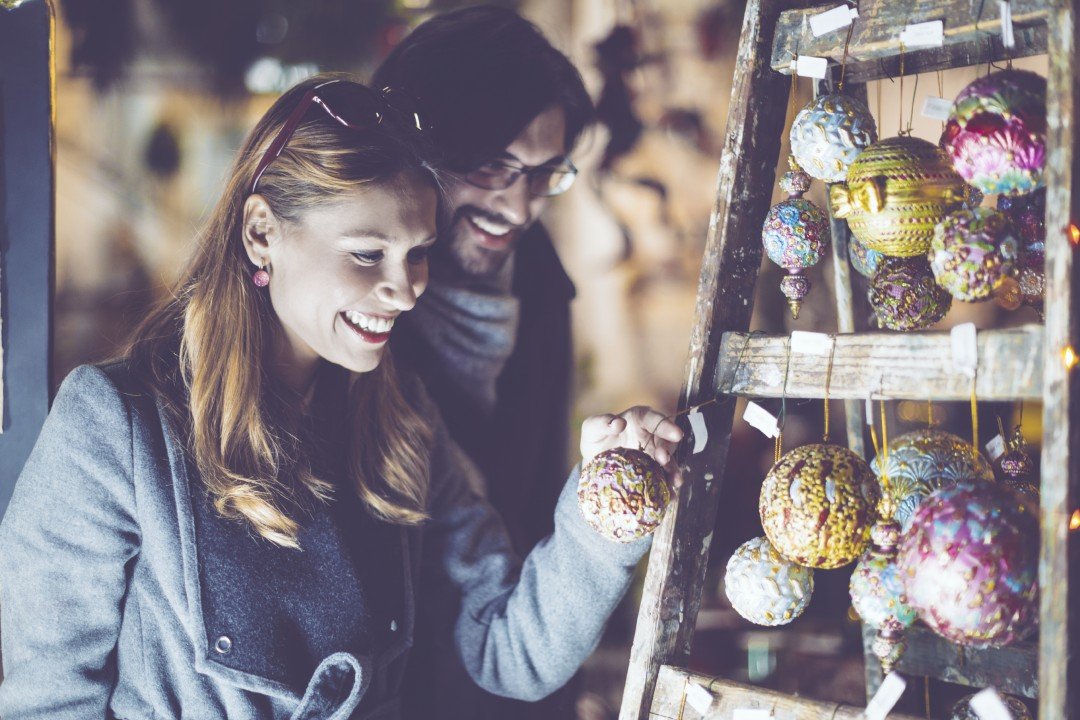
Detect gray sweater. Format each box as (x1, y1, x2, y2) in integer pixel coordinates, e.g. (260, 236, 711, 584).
(0, 364, 649, 719)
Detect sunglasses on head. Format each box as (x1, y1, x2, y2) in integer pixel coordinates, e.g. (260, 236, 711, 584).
(250, 79, 430, 195)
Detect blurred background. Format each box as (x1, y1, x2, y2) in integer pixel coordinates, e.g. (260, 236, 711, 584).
(35, 0, 1047, 716)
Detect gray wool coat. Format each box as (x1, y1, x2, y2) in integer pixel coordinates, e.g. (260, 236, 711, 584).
(0, 363, 650, 719)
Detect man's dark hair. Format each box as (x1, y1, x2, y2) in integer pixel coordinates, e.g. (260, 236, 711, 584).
(373, 5, 593, 171)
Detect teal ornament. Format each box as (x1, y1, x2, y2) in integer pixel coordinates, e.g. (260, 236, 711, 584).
(850, 520, 916, 673)
(790, 93, 878, 183)
(849, 236, 884, 278)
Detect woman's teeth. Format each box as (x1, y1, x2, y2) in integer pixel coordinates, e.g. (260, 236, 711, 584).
(469, 214, 512, 237)
(345, 311, 394, 334)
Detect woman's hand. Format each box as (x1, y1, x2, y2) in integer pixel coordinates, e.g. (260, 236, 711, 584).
(580, 406, 684, 480)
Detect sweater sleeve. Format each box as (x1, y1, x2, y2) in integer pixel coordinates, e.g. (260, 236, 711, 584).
(0, 364, 141, 719)
(422, 395, 651, 701)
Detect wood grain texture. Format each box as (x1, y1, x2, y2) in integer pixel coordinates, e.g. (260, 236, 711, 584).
(649, 665, 925, 719)
(771, 0, 1049, 83)
(716, 326, 1044, 401)
(617, 2, 793, 718)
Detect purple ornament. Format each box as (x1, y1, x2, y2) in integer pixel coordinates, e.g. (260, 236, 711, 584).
(898, 481, 1038, 647)
(999, 189, 1046, 314)
(870, 257, 952, 331)
(943, 69, 1047, 196)
(930, 208, 1019, 302)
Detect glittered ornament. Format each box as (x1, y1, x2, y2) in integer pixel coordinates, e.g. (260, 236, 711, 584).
(871, 429, 995, 531)
(724, 536, 815, 626)
(789, 93, 879, 183)
(898, 481, 1039, 647)
(999, 189, 1046, 314)
(831, 136, 968, 257)
(999, 426, 1039, 503)
(849, 236, 884, 278)
(578, 447, 670, 543)
(762, 159, 830, 319)
(943, 69, 1047, 196)
(869, 257, 952, 331)
(930, 208, 1020, 302)
(850, 521, 916, 673)
(760, 444, 879, 569)
(949, 693, 1033, 720)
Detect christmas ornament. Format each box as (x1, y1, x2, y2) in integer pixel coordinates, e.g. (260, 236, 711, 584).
(930, 208, 1020, 302)
(789, 93, 878, 183)
(998, 424, 1039, 502)
(759, 444, 879, 569)
(850, 520, 916, 673)
(999, 189, 1046, 314)
(578, 447, 670, 543)
(943, 68, 1047, 196)
(724, 536, 815, 626)
(949, 693, 1033, 720)
(871, 429, 994, 531)
(849, 236, 884, 278)
(830, 136, 967, 257)
(898, 481, 1039, 647)
(762, 159, 831, 319)
(869, 257, 952, 331)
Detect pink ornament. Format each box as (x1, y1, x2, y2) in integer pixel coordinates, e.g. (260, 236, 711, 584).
(252, 268, 271, 287)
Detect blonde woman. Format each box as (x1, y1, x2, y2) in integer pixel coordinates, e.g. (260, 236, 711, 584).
(0, 74, 681, 720)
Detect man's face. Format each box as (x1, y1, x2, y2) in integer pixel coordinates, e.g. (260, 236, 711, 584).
(440, 105, 568, 279)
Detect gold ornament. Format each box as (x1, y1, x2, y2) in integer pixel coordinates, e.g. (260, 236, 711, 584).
(759, 443, 880, 569)
(831, 136, 968, 258)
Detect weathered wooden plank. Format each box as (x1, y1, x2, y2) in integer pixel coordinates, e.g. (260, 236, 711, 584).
(716, 326, 1044, 401)
(771, 0, 1049, 84)
(649, 665, 925, 720)
(617, 2, 794, 718)
(862, 624, 1038, 700)
(1039, 1, 1080, 718)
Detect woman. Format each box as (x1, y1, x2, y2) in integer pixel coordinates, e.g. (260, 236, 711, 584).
(0, 74, 682, 720)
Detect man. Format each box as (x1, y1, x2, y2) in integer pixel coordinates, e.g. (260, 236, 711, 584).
(374, 5, 593, 719)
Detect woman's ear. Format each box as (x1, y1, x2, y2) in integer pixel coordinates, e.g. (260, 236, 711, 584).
(241, 194, 282, 268)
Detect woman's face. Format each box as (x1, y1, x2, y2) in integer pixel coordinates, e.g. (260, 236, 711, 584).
(248, 173, 438, 381)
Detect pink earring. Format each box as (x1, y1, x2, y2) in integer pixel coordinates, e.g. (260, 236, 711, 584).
(252, 265, 270, 287)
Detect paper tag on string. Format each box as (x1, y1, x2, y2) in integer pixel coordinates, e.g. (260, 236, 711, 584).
(900, 20, 945, 48)
(733, 709, 773, 720)
(790, 330, 834, 356)
(999, 0, 1015, 48)
(986, 434, 1007, 461)
(951, 323, 979, 378)
(864, 673, 907, 720)
(866, 398, 874, 426)
(688, 409, 708, 454)
(922, 96, 954, 121)
(809, 4, 858, 36)
(970, 687, 1014, 720)
(795, 55, 829, 79)
(685, 683, 715, 714)
(744, 402, 780, 439)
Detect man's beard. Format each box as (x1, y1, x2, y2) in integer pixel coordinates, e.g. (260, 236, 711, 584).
(438, 206, 523, 281)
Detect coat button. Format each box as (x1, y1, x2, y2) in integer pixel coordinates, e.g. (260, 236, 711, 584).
(390, 620, 398, 633)
(214, 636, 233, 654)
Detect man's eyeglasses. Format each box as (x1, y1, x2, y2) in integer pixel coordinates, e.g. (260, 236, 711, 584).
(250, 79, 429, 195)
(459, 158, 578, 198)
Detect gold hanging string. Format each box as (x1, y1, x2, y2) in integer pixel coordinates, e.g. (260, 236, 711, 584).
(936, 69, 946, 132)
(927, 398, 933, 428)
(838, 14, 856, 93)
(880, 397, 892, 518)
(786, 54, 799, 133)
(876, 78, 883, 132)
(823, 337, 837, 443)
(906, 71, 920, 135)
(970, 372, 980, 462)
(898, 43, 906, 135)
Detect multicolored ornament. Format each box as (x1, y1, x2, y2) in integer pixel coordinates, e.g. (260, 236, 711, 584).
(949, 693, 1033, 720)
(998, 425, 1039, 502)
(762, 159, 831, 319)
(849, 236, 884, 278)
(724, 536, 815, 626)
(830, 136, 967, 257)
(869, 257, 952, 331)
(999, 189, 1046, 314)
(930, 208, 1020, 302)
(759, 443, 879, 569)
(789, 93, 879, 183)
(871, 429, 995, 531)
(577, 447, 670, 543)
(898, 481, 1039, 647)
(943, 69, 1047, 196)
(850, 520, 916, 673)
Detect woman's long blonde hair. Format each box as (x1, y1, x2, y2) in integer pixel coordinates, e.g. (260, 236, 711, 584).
(128, 74, 436, 548)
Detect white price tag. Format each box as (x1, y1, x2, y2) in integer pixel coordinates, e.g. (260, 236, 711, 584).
(986, 434, 1007, 461)
(685, 682, 715, 713)
(922, 96, 954, 121)
(864, 672, 907, 720)
(689, 409, 708, 455)
(795, 55, 829, 79)
(733, 709, 773, 720)
(809, 4, 858, 36)
(970, 688, 1014, 720)
(790, 330, 835, 356)
(744, 402, 780, 439)
(951, 323, 979, 379)
(900, 20, 945, 48)
(999, 0, 1015, 48)
(866, 397, 874, 426)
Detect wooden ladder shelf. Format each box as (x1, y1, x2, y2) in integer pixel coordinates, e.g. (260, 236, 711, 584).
(618, 1, 1078, 718)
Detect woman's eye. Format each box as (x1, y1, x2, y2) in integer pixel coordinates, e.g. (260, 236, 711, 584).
(407, 246, 431, 264)
(351, 250, 383, 265)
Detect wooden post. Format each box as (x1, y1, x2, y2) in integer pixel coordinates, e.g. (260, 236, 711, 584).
(617, 1, 792, 717)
